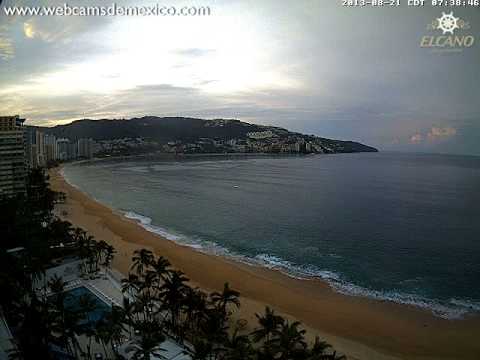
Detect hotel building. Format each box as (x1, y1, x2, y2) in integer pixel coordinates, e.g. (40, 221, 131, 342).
(0, 116, 27, 198)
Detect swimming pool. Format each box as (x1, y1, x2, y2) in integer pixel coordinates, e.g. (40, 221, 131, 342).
(62, 286, 111, 328)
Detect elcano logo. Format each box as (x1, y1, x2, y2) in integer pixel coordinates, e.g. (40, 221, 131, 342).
(420, 12, 475, 51)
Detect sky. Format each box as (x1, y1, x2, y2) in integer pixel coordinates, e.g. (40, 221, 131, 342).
(0, 0, 479, 155)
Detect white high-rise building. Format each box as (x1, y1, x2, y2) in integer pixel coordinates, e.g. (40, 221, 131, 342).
(77, 138, 93, 159)
(56, 138, 70, 161)
(44, 134, 58, 163)
(25, 127, 47, 169)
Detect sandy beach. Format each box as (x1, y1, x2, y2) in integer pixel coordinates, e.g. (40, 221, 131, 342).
(49, 166, 480, 360)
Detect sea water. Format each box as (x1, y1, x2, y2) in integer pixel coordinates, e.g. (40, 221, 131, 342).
(63, 152, 480, 319)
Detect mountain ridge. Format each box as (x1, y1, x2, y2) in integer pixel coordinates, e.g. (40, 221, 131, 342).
(37, 116, 378, 154)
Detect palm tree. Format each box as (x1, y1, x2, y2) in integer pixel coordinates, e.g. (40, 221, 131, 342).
(121, 273, 140, 299)
(61, 308, 85, 359)
(95, 321, 112, 359)
(119, 297, 137, 335)
(141, 270, 158, 300)
(72, 227, 87, 244)
(308, 351, 347, 360)
(152, 255, 171, 283)
(48, 274, 65, 294)
(12, 296, 53, 359)
(159, 270, 189, 334)
(78, 234, 98, 275)
(199, 307, 228, 346)
(222, 329, 255, 360)
(128, 320, 167, 360)
(182, 287, 208, 336)
(78, 294, 98, 359)
(25, 254, 47, 293)
(136, 292, 157, 322)
(269, 321, 307, 360)
(210, 282, 240, 318)
(99, 305, 127, 356)
(255, 345, 277, 360)
(7, 338, 24, 360)
(251, 306, 285, 343)
(48, 274, 68, 344)
(98, 240, 116, 269)
(306, 336, 332, 359)
(93, 241, 107, 273)
(187, 338, 214, 360)
(46, 218, 73, 248)
(329, 351, 347, 360)
(131, 249, 155, 277)
(35, 274, 79, 357)
(74, 228, 92, 257)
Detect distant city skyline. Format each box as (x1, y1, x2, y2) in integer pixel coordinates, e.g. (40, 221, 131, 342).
(0, 0, 479, 155)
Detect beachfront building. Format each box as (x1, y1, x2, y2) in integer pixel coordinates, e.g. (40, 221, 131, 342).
(27, 131, 94, 165)
(0, 115, 27, 197)
(246, 130, 274, 140)
(77, 138, 93, 159)
(25, 127, 47, 169)
(56, 138, 76, 161)
(44, 133, 59, 163)
(56, 138, 69, 161)
(36, 130, 46, 167)
(25, 127, 37, 169)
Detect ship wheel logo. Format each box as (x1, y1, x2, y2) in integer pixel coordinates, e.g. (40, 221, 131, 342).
(436, 12, 460, 35)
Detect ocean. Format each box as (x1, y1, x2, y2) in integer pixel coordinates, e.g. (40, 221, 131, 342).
(62, 152, 480, 319)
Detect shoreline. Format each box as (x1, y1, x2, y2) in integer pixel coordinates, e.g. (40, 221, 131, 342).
(120, 209, 475, 322)
(121, 209, 475, 322)
(50, 166, 480, 360)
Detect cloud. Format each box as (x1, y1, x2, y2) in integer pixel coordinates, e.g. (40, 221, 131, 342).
(174, 48, 216, 57)
(124, 84, 198, 94)
(0, 24, 14, 60)
(1, 1, 479, 155)
(0, 36, 14, 60)
(196, 80, 218, 86)
(408, 126, 457, 145)
(427, 127, 457, 142)
(409, 133, 424, 144)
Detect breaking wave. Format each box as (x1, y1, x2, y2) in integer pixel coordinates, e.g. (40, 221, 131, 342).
(122, 210, 480, 320)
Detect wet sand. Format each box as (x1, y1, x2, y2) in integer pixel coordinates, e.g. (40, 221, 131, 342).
(50, 167, 480, 360)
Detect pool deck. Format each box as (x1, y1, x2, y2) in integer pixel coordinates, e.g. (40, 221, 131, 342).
(37, 260, 192, 360)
